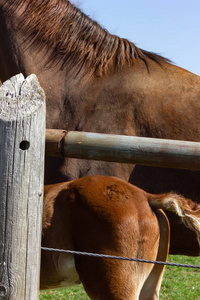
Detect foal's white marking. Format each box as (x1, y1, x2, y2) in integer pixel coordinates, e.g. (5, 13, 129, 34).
(55, 253, 80, 288)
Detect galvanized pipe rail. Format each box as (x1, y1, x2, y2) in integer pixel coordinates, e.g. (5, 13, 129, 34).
(46, 129, 200, 171)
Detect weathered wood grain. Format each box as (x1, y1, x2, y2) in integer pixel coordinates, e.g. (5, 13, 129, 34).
(0, 74, 46, 299)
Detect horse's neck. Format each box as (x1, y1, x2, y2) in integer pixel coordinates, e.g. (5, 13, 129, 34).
(0, 2, 75, 128)
(0, 2, 50, 79)
(0, 1, 28, 80)
(0, 1, 134, 131)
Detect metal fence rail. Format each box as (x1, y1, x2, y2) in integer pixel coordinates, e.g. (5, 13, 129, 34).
(46, 129, 200, 171)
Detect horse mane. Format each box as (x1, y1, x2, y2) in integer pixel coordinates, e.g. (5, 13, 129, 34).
(6, 0, 170, 77)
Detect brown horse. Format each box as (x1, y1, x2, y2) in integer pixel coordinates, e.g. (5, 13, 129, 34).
(41, 175, 200, 299)
(1, 0, 200, 255)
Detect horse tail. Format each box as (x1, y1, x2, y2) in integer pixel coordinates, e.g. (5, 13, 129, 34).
(148, 192, 200, 245)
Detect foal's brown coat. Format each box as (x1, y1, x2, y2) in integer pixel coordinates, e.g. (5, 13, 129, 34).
(41, 176, 200, 299)
(1, 0, 200, 255)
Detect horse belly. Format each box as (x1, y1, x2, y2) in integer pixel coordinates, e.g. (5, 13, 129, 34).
(54, 253, 80, 288)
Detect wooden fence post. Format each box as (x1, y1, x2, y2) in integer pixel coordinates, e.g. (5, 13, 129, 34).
(0, 74, 46, 299)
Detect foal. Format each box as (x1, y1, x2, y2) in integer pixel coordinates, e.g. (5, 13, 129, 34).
(41, 176, 200, 299)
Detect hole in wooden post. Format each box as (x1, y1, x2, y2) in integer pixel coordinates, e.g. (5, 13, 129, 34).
(0, 284, 7, 297)
(20, 140, 30, 151)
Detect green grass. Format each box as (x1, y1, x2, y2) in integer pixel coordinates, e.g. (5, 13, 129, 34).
(39, 255, 200, 300)
(39, 285, 89, 300)
(160, 255, 200, 300)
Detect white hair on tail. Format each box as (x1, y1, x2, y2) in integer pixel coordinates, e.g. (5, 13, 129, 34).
(162, 194, 184, 217)
(184, 214, 200, 245)
(149, 192, 200, 250)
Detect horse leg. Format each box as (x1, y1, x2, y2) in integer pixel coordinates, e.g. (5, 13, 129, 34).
(74, 218, 165, 300)
(139, 209, 170, 300)
(75, 253, 146, 299)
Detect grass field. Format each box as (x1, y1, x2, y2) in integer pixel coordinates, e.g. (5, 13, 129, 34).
(39, 255, 200, 300)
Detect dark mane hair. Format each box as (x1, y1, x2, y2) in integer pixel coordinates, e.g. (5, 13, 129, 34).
(6, 0, 170, 76)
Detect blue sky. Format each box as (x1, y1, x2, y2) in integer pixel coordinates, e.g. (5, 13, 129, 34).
(73, 0, 200, 76)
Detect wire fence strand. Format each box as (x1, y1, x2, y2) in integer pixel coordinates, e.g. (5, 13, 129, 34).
(41, 247, 200, 269)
